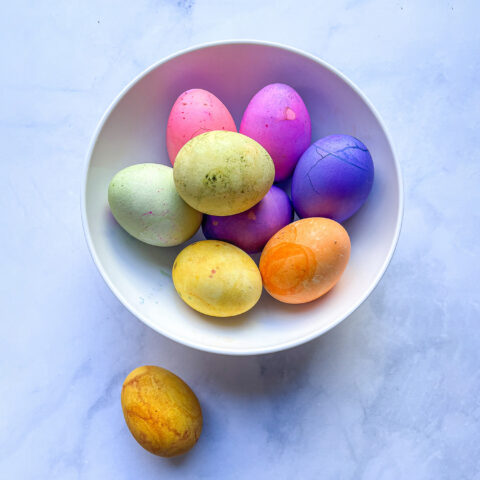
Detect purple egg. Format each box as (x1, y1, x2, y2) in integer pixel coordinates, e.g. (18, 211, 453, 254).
(240, 83, 311, 182)
(202, 186, 293, 253)
(292, 135, 374, 222)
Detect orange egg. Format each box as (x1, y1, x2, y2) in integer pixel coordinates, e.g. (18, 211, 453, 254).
(259, 218, 351, 304)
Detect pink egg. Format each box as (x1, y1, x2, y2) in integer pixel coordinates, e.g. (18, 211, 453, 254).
(240, 83, 311, 182)
(166, 89, 237, 164)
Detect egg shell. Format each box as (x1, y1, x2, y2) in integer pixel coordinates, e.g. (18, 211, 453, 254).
(108, 163, 202, 246)
(173, 131, 275, 216)
(166, 89, 236, 165)
(202, 186, 293, 254)
(292, 135, 374, 223)
(172, 240, 263, 317)
(239, 83, 311, 182)
(259, 218, 351, 304)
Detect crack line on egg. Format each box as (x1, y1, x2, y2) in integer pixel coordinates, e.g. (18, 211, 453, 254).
(302, 145, 369, 177)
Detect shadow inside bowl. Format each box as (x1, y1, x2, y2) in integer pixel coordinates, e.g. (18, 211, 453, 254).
(259, 285, 338, 316)
(106, 207, 205, 275)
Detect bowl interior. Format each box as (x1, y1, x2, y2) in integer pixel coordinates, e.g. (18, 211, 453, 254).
(84, 42, 401, 354)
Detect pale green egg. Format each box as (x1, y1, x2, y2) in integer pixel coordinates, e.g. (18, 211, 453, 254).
(108, 163, 202, 246)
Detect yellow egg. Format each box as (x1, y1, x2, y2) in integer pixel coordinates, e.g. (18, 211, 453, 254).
(121, 366, 202, 457)
(173, 131, 274, 216)
(172, 240, 262, 316)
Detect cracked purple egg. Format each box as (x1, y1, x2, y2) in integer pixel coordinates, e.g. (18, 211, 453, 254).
(202, 186, 293, 254)
(240, 83, 311, 182)
(292, 135, 374, 223)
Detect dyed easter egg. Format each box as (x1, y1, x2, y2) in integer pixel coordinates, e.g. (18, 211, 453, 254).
(121, 366, 202, 457)
(108, 163, 202, 246)
(259, 218, 350, 304)
(173, 131, 274, 216)
(239, 83, 311, 181)
(292, 135, 374, 222)
(172, 240, 262, 317)
(202, 186, 293, 254)
(166, 89, 236, 164)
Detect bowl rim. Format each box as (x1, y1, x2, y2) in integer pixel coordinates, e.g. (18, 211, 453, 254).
(81, 39, 404, 356)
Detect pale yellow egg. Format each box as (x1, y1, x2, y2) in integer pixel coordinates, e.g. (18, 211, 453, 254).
(172, 240, 263, 317)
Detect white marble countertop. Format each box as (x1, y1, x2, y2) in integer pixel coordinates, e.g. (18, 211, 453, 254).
(2, 1, 479, 478)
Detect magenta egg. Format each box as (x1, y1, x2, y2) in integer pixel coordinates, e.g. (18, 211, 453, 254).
(202, 186, 293, 254)
(239, 83, 311, 182)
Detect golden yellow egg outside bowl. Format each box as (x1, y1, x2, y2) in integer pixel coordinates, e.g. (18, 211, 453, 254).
(121, 366, 202, 457)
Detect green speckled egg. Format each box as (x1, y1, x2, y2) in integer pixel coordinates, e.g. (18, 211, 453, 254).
(173, 131, 275, 216)
(108, 163, 202, 246)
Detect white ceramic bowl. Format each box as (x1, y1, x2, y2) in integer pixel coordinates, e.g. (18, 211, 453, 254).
(82, 40, 403, 355)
